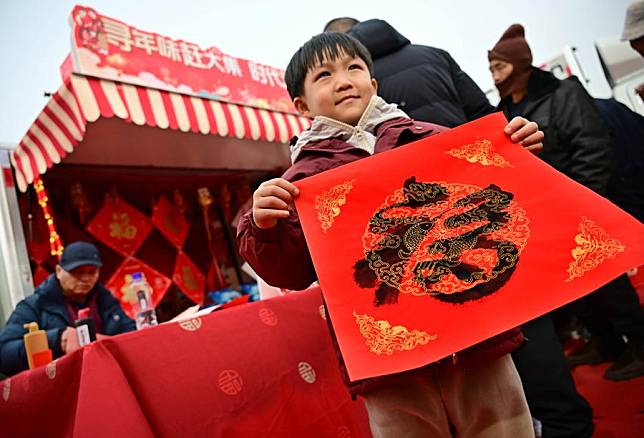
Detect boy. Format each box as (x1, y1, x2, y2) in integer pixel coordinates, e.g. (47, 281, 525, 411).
(238, 32, 541, 437)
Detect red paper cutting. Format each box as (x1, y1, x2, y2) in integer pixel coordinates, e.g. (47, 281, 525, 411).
(294, 113, 644, 381)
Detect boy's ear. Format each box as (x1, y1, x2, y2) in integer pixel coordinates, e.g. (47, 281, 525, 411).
(372, 78, 378, 94)
(293, 97, 311, 117)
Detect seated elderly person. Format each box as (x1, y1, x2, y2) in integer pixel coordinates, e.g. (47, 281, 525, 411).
(0, 242, 135, 376)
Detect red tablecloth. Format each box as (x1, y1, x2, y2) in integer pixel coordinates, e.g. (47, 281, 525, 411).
(0, 289, 371, 437)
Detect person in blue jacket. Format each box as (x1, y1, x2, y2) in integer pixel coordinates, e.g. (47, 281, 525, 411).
(0, 241, 135, 376)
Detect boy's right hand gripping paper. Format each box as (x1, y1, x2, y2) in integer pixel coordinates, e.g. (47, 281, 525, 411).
(293, 112, 644, 382)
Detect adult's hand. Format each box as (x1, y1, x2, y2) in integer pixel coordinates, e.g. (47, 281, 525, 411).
(60, 327, 80, 354)
(504, 116, 544, 155)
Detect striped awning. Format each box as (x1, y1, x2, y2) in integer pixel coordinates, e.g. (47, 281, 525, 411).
(11, 74, 311, 192)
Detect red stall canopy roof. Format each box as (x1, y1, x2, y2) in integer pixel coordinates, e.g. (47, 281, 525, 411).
(11, 74, 311, 192)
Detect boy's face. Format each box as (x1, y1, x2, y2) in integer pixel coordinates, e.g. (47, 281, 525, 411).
(294, 51, 377, 126)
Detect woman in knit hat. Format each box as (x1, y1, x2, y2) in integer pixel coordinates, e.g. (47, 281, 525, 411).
(489, 23, 644, 382)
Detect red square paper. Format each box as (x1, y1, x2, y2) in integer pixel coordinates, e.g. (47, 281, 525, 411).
(294, 113, 644, 381)
(87, 196, 152, 256)
(106, 256, 172, 319)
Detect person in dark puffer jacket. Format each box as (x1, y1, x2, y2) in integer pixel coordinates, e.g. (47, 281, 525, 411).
(341, 18, 495, 128)
(0, 242, 135, 376)
(490, 23, 644, 435)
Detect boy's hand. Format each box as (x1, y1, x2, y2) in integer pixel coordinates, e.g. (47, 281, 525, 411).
(252, 178, 300, 229)
(504, 116, 544, 154)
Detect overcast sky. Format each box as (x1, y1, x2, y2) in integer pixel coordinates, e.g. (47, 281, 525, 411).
(0, 0, 632, 144)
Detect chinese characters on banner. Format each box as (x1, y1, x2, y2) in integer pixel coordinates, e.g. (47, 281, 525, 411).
(151, 195, 190, 248)
(173, 250, 206, 304)
(294, 113, 644, 381)
(106, 257, 172, 319)
(69, 6, 295, 113)
(86, 195, 152, 256)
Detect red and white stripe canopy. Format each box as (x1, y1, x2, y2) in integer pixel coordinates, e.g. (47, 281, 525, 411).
(11, 74, 311, 192)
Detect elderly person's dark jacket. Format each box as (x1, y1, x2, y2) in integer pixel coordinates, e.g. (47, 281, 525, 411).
(348, 19, 494, 127)
(0, 274, 135, 376)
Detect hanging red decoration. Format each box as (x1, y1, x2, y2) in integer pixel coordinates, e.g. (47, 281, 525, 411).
(106, 256, 172, 319)
(173, 251, 206, 305)
(70, 182, 92, 225)
(87, 195, 152, 256)
(151, 195, 190, 249)
(33, 177, 64, 259)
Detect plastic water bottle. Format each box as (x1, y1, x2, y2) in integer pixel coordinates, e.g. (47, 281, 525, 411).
(127, 272, 158, 329)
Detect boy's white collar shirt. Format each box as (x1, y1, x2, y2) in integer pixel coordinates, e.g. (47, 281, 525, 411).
(291, 95, 409, 163)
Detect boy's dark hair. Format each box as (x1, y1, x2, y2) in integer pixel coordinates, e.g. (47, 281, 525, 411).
(284, 32, 374, 100)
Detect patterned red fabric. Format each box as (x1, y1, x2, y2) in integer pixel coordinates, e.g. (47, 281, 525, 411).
(173, 251, 206, 304)
(294, 113, 644, 381)
(151, 195, 189, 249)
(105, 256, 171, 319)
(0, 289, 371, 437)
(87, 196, 152, 256)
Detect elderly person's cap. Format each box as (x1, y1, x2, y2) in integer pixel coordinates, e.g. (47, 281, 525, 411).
(59, 241, 103, 272)
(622, 1, 644, 41)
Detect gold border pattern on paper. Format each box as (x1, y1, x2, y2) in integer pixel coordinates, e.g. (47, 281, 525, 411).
(354, 311, 437, 355)
(566, 217, 625, 281)
(314, 179, 357, 233)
(446, 139, 512, 168)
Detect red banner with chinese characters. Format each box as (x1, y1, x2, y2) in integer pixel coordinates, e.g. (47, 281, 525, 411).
(69, 5, 295, 113)
(106, 256, 172, 319)
(294, 113, 644, 382)
(87, 195, 152, 257)
(151, 195, 189, 249)
(173, 251, 206, 304)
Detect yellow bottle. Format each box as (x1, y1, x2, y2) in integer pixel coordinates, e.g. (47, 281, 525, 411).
(23, 322, 52, 370)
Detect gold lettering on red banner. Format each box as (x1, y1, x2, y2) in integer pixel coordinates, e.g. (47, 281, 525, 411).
(298, 362, 317, 383)
(109, 212, 138, 240)
(46, 361, 57, 380)
(337, 426, 352, 438)
(218, 369, 243, 395)
(315, 179, 357, 233)
(566, 217, 626, 281)
(446, 139, 513, 168)
(353, 312, 436, 355)
(259, 307, 278, 326)
(178, 318, 202, 331)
